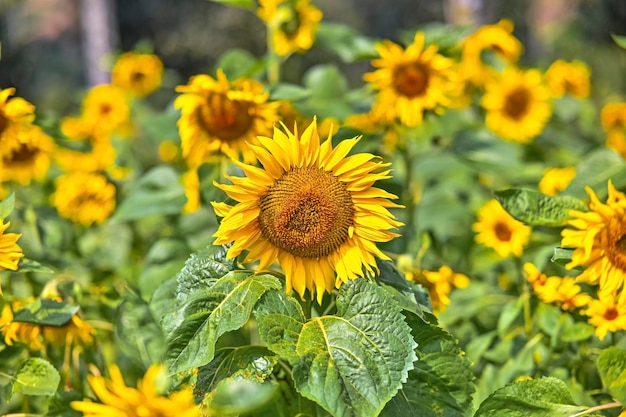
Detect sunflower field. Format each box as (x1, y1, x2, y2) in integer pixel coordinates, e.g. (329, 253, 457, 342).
(2, 0, 626, 416)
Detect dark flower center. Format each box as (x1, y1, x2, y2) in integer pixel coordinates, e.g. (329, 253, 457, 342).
(503, 87, 531, 120)
(394, 63, 429, 98)
(197, 93, 253, 142)
(494, 222, 512, 242)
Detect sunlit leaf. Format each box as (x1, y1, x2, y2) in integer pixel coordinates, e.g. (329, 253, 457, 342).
(17, 258, 54, 273)
(611, 33, 626, 49)
(12, 299, 78, 326)
(562, 148, 626, 199)
(597, 347, 626, 404)
(0, 193, 15, 219)
(12, 358, 60, 396)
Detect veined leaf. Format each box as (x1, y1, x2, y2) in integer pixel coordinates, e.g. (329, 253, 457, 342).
(292, 279, 417, 417)
(473, 377, 588, 416)
(494, 188, 587, 227)
(0, 193, 15, 219)
(17, 258, 54, 273)
(176, 244, 235, 302)
(165, 271, 281, 374)
(12, 358, 60, 397)
(597, 347, 626, 404)
(12, 299, 78, 326)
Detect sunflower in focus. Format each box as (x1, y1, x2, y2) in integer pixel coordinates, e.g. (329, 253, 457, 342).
(112, 52, 164, 97)
(0, 126, 54, 185)
(545, 59, 591, 99)
(538, 166, 576, 196)
(561, 180, 626, 297)
(481, 67, 552, 143)
(52, 172, 116, 226)
(473, 199, 531, 258)
(81, 84, 131, 135)
(71, 364, 200, 417)
(0, 87, 36, 158)
(0, 220, 23, 294)
(583, 293, 626, 341)
(460, 19, 523, 86)
(212, 120, 403, 303)
(364, 32, 458, 127)
(175, 70, 279, 166)
(258, 0, 322, 56)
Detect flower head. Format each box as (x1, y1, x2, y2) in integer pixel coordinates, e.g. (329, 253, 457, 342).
(71, 364, 200, 417)
(81, 84, 131, 134)
(364, 32, 458, 127)
(0, 220, 23, 294)
(258, 0, 322, 56)
(112, 52, 164, 97)
(481, 67, 552, 143)
(473, 199, 531, 258)
(0, 87, 36, 159)
(212, 120, 403, 303)
(175, 69, 280, 166)
(601, 102, 626, 132)
(561, 180, 626, 297)
(52, 172, 116, 226)
(0, 126, 54, 185)
(538, 167, 576, 196)
(583, 293, 626, 341)
(545, 59, 591, 99)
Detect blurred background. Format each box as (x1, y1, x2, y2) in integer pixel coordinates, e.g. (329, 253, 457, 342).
(1, 0, 626, 117)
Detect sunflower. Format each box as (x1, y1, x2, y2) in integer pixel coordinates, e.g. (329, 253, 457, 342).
(71, 365, 200, 417)
(0, 126, 54, 185)
(606, 130, 626, 159)
(175, 69, 280, 166)
(601, 102, 626, 131)
(258, 0, 323, 56)
(538, 166, 576, 196)
(81, 84, 131, 135)
(460, 19, 523, 86)
(0, 301, 44, 351)
(473, 199, 531, 258)
(212, 120, 403, 303)
(364, 32, 458, 127)
(561, 180, 626, 297)
(481, 67, 553, 143)
(52, 172, 116, 226)
(112, 51, 164, 97)
(42, 314, 96, 347)
(545, 59, 591, 99)
(54, 141, 117, 173)
(0, 220, 23, 294)
(583, 293, 626, 341)
(0, 87, 36, 158)
(182, 168, 201, 214)
(60, 115, 111, 144)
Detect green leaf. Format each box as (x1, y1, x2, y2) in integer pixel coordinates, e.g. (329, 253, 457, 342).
(551, 247, 575, 268)
(210, 379, 277, 415)
(562, 148, 626, 199)
(215, 48, 263, 79)
(292, 279, 417, 417)
(207, 0, 254, 9)
(165, 272, 281, 374)
(17, 258, 55, 273)
(611, 33, 626, 49)
(316, 23, 378, 62)
(268, 83, 312, 101)
(560, 322, 594, 342)
(255, 290, 306, 364)
(47, 390, 84, 417)
(12, 358, 60, 396)
(0, 192, 15, 219)
(176, 244, 235, 302)
(113, 166, 186, 221)
(12, 299, 79, 326)
(494, 188, 587, 227)
(497, 298, 523, 336)
(597, 347, 626, 404)
(473, 377, 588, 416)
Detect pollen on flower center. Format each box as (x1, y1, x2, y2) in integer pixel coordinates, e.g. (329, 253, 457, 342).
(504, 87, 530, 120)
(197, 93, 253, 141)
(494, 222, 512, 241)
(258, 166, 354, 258)
(606, 217, 626, 271)
(394, 63, 429, 98)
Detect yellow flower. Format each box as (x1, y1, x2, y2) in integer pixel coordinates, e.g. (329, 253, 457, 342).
(182, 168, 201, 214)
(60, 115, 111, 144)
(601, 102, 626, 131)
(81, 84, 131, 134)
(538, 166, 576, 196)
(175, 69, 280, 166)
(583, 293, 626, 341)
(0, 87, 36, 158)
(0, 220, 23, 294)
(42, 314, 96, 347)
(52, 172, 116, 226)
(401, 260, 469, 312)
(258, 0, 322, 56)
(0, 126, 54, 185)
(0, 301, 44, 351)
(460, 19, 523, 86)
(481, 67, 552, 143)
(212, 120, 403, 303)
(54, 141, 117, 173)
(364, 32, 458, 127)
(606, 129, 626, 159)
(112, 52, 164, 97)
(473, 199, 531, 258)
(561, 180, 626, 297)
(71, 364, 200, 417)
(159, 140, 179, 162)
(545, 59, 591, 99)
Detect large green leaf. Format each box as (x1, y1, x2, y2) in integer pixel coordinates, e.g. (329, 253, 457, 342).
(12, 358, 60, 397)
(176, 244, 235, 302)
(165, 271, 281, 374)
(597, 347, 626, 404)
(562, 148, 626, 199)
(292, 279, 417, 417)
(0, 193, 15, 219)
(382, 317, 475, 417)
(494, 188, 587, 227)
(12, 299, 78, 326)
(473, 377, 588, 416)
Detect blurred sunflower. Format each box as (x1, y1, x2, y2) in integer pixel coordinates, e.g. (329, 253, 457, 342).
(0, 126, 55, 185)
(0, 220, 23, 294)
(0, 301, 43, 351)
(460, 19, 523, 86)
(258, 0, 322, 56)
(561, 180, 626, 297)
(606, 130, 626, 159)
(175, 69, 280, 165)
(473, 199, 531, 258)
(60, 115, 111, 144)
(583, 293, 626, 341)
(364, 32, 458, 127)
(545, 59, 591, 99)
(52, 172, 116, 226)
(0, 87, 36, 158)
(71, 364, 200, 417)
(538, 166, 576, 196)
(481, 67, 552, 143)
(112, 52, 164, 97)
(54, 141, 117, 173)
(42, 314, 96, 347)
(182, 168, 201, 214)
(601, 102, 626, 131)
(534, 276, 591, 311)
(81, 84, 131, 134)
(212, 120, 403, 303)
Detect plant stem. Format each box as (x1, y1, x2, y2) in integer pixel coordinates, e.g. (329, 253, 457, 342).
(568, 401, 622, 417)
(266, 24, 280, 85)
